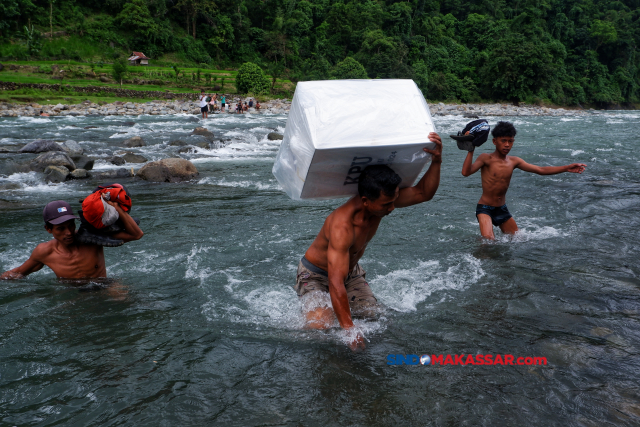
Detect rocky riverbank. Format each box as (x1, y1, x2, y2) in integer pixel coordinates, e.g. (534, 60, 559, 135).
(0, 98, 292, 117)
(428, 102, 599, 117)
(0, 98, 606, 118)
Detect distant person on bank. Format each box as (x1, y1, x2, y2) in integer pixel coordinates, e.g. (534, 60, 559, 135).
(199, 90, 209, 119)
(0, 201, 143, 280)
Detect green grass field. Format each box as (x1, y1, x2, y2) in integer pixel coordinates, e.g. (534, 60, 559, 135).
(0, 59, 294, 104)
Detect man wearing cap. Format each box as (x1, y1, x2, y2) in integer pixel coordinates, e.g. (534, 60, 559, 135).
(0, 200, 143, 280)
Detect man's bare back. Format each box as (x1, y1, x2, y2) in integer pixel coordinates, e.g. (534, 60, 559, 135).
(305, 197, 382, 272)
(461, 121, 586, 239)
(294, 132, 443, 350)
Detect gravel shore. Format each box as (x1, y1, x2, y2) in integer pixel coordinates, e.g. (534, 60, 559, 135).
(0, 98, 601, 118)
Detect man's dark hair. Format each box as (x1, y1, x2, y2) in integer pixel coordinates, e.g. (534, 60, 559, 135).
(44, 221, 53, 230)
(358, 165, 402, 201)
(492, 121, 517, 138)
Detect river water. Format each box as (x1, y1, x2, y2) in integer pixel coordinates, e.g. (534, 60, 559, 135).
(1, 110, 639, 426)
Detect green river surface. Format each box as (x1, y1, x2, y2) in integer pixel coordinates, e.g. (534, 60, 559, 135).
(0, 110, 639, 426)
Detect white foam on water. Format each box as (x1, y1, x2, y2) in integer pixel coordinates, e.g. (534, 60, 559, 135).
(559, 148, 585, 156)
(0, 171, 79, 194)
(16, 117, 52, 124)
(184, 244, 217, 286)
(196, 177, 281, 191)
(493, 219, 570, 243)
(372, 255, 485, 313)
(596, 148, 613, 151)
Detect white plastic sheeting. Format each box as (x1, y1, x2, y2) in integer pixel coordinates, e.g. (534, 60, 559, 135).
(272, 79, 437, 200)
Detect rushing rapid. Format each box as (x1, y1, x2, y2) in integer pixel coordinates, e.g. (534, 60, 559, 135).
(1, 110, 639, 426)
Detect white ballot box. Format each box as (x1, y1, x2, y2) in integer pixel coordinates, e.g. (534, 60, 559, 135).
(272, 79, 436, 200)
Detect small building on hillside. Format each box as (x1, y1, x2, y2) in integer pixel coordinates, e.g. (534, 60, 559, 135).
(128, 51, 150, 66)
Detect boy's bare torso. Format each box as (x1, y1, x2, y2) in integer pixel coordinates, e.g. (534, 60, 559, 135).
(477, 153, 521, 206)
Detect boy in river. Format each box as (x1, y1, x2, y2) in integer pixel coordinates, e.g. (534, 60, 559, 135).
(295, 132, 443, 350)
(0, 200, 143, 280)
(461, 121, 586, 239)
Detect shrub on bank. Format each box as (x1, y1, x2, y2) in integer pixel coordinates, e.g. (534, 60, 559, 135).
(235, 62, 270, 95)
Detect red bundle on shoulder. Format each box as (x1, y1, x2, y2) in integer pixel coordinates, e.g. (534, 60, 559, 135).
(81, 183, 132, 229)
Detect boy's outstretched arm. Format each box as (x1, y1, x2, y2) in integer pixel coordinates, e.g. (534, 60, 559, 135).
(461, 151, 486, 177)
(515, 158, 586, 175)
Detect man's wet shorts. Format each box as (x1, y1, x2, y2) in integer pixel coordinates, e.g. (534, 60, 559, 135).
(476, 204, 513, 226)
(294, 256, 377, 307)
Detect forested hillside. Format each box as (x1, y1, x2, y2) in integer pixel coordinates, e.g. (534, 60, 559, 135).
(1, 0, 638, 106)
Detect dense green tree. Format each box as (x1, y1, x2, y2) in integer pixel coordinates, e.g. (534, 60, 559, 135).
(331, 57, 368, 79)
(111, 57, 128, 86)
(1, 0, 639, 106)
(235, 61, 270, 94)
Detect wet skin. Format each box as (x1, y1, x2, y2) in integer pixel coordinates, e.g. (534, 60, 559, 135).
(1, 201, 143, 280)
(304, 132, 443, 350)
(461, 136, 587, 239)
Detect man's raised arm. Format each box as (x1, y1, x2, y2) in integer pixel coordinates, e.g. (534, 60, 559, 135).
(515, 158, 586, 175)
(107, 201, 144, 243)
(395, 132, 443, 208)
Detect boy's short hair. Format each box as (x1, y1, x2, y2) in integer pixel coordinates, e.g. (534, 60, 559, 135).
(492, 121, 517, 138)
(358, 165, 402, 201)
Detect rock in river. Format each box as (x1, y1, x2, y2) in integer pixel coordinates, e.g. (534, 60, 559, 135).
(267, 132, 283, 140)
(136, 158, 198, 183)
(44, 165, 69, 183)
(71, 154, 94, 170)
(123, 136, 146, 147)
(92, 168, 134, 180)
(18, 139, 64, 153)
(69, 168, 89, 179)
(191, 127, 214, 141)
(30, 152, 76, 172)
(110, 156, 126, 166)
(60, 140, 84, 156)
(122, 152, 148, 163)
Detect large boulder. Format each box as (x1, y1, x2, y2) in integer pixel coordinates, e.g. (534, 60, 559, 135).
(44, 165, 69, 183)
(18, 139, 64, 153)
(123, 136, 145, 147)
(71, 154, 94, 170)
(60, 140, 83, 156)
(191, 127, 214, 141)
(30, 151, 75, 172)
(122, 152, 148, 163)
(136, 158, 198, 183)
(267, 132, 283, 140)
